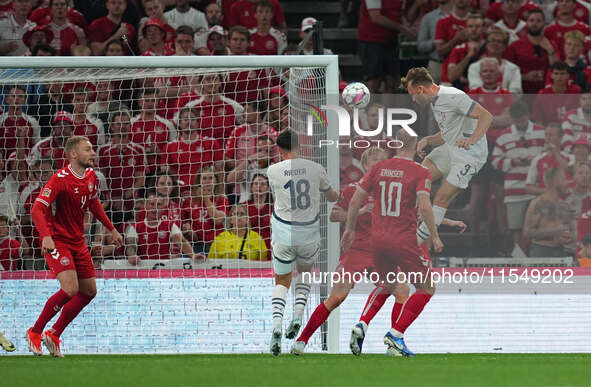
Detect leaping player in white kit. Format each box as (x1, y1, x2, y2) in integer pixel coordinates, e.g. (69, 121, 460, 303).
(266, 130, 339, 356)
(404, 67, 494, 246)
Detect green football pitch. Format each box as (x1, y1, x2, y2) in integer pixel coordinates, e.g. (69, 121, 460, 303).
(3, 354, 589, 387)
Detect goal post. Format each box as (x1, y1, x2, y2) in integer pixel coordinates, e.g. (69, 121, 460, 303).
(0, 55, 341, 354)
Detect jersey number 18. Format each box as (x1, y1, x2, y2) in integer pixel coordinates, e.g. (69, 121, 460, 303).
(284, 179, 311, 210)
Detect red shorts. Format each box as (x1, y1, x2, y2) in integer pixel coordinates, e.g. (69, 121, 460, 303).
(373, 246, 429, 284)
(336, 248, 374, 276)
(45, 239, 95, 279)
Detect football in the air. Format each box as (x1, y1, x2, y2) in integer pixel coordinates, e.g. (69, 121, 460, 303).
(342, 82, 370, 109)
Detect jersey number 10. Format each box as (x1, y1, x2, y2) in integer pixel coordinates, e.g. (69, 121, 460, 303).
(284, 179, 311, 210)
(378, 181, 402, 217)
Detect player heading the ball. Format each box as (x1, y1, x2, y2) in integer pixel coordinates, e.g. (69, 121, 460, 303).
(26, 135, 123, 358)
(267, 129, 339, 356)
(404, 67, 493, 247)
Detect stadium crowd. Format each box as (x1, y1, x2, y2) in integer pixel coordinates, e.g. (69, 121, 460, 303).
(0, 0, 590, 271)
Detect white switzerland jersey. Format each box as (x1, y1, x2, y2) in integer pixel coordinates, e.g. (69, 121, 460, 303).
(431, 85, 488, 161)
(267, 158, 331, 246)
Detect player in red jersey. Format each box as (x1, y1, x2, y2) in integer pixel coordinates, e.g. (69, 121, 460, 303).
(290, 147, 387, 354)
(26, 136, 123, 357)
(341, 130, 443, 357)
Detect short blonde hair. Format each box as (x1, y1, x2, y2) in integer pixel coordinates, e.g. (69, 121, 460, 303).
(564, 30, 585, 46)
(487, 28, 508, 45)
(402, 67, 434, 88)
(65, 136, 90, 158)
(360, 147, 387, 167)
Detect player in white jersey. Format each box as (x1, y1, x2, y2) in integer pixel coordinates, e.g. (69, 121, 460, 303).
(267, 130, 339, 356)
(403, 67, 493, 246)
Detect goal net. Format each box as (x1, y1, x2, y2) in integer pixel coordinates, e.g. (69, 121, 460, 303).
(0, 56, 340, 354)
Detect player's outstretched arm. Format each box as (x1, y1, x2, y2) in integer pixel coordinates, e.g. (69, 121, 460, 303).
(418, 193, 443, 252)
(441, 218, 467, 233)
(417, 133, 444, 158)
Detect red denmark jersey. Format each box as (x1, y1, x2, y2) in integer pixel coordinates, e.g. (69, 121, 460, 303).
(0, 113, 39, 155)
(181, 96, 243, 142)
(578, 196, 591, 241)
(224, 124, 278, 161)
(88, 16, 137, 48)
(229, 0, 286, 28)
(160, 136, 224, 187)
(468, 87, 514, 144)
(248, 27, 286, 55)
(562, 108, 591, 149)
(46, 21, 86, 56)
(29, 6, 89, 30)
(137, 200, 183, 225)
(544, 20, 591, 53)
(442, 42, 480, 83)
(130, 114, 175, 152)
(72, 115, 102, 146)
(35, 165, 100, 243)
(358, 156, 431, 248)
(553, 2, 591, 25)
(222, 68, 273, 105)
(155, 76, 188, 119)
(29, 137, 68, 169)
(97, 141, 145, 198)
(245, 200, 272, 257)
(337, 183, 373, 252)
(532, 84, 581, 125)
(182, 196, 229, 244)
(340, 162, 364, 188)
(485, 0, 540, 22)
(358, 0, 403, 43)
(0, 237, 19, 271)
(434, 12, 467, 46)
(127, 219, 181, 260)
(505, 36, 559, 94)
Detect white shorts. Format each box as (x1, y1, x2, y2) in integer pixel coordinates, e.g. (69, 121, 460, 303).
(426, 143, 486, 189)
(271, 240, 320, 275)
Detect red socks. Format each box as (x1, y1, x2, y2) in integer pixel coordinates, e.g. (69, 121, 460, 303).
(391, 302, 403, 327)
(359, 286, 390, 325)
(297, 302, 330, 344)
(393, 291, 431, 334)
(32, 289, 71, 334)
(51, 292, 94, 337)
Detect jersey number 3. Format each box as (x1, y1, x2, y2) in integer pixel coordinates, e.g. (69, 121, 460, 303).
(378, 181, 402, 217)
(284, 179, 311, 210)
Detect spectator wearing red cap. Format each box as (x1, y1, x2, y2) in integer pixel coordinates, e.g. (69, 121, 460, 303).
(71, 86, 105, 147)
(28, 111, 72, 169)
(130, 87, 176, 175)
(562, 89, 591, 151)
(28, 0, 88, 32)
(570, 135, 591, 165)
(248, 0, 286, 55)
(173, 72, 244, 143)
(230, 0, 286, 33)
(88, 0, 137, 55)
(0, 85, 40, 160)
(164, 0, 207, 31)
(299, 17, 333, 55)
(197, 25, 230, 55)
(44, 0, 86, 56)
(0, 0, 35, 56)
(22, 24, 54, 56)
(525, 123, 574, 195)
(138, 0, 174, 54)
(532, 61, 580, 126)
(141, 18, 175, 56)
(160, 106, 224, 190)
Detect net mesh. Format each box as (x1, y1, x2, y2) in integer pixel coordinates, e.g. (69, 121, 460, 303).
(0, 64, 330, 354)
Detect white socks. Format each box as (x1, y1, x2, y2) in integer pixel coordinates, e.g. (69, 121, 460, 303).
(417, 205, 447, 245)
(272, 284, 288, 329)
(293, 279, 311, 320)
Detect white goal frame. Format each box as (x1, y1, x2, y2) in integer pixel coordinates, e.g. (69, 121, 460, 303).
(0, 55, 342, 353)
